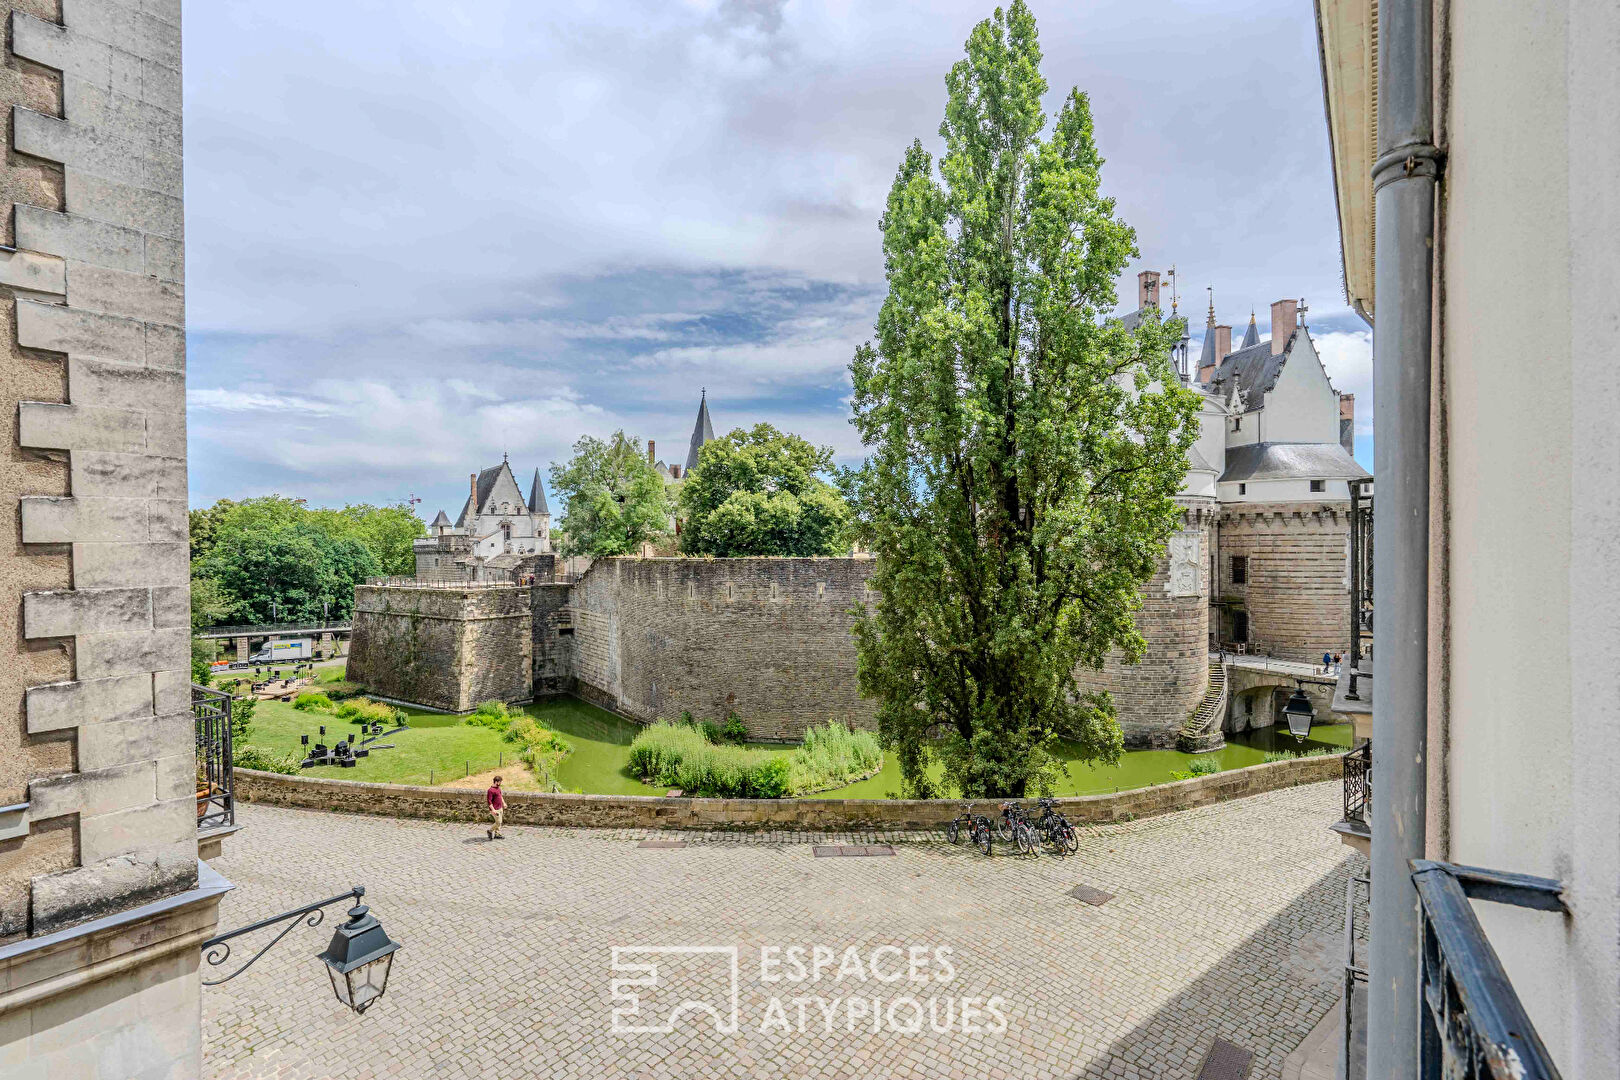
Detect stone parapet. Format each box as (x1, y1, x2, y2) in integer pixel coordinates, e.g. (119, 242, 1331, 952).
(235, 752, 1345, 831)
(1213, 501, 1352, 663)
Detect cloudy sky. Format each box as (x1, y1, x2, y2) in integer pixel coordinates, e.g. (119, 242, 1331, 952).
(182, 0, 1372, 516)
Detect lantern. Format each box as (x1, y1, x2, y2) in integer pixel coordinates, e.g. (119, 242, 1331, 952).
(1282, 687, 1315, 742)
(317, 901, 402, 1014)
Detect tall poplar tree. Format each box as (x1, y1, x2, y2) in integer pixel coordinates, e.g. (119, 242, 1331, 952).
(844, 1, 1199, 798)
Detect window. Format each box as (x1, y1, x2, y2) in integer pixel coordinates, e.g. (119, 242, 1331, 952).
(1238, 483, 1247, 495)
(1310, 479, 1326, 493)
(1233, 416, 1242, 431)
(501, 523, 512, 543)
(1231, 555, 1248, 585)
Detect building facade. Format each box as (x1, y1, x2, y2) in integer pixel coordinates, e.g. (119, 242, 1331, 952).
(413, 458, 551, 577)
(1317, 0, 1619, 1075)
(1, 2, 229, 1076)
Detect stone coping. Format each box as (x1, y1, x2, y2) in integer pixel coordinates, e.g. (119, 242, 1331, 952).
(235, 752, 1345, 831)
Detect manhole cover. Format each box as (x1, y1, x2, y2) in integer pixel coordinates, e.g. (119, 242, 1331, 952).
(1066, 883, 1114, 905)
(813, 845, 897, 858)
(637, 840, 687, 849)
(1194, 1038, 1253, 1080)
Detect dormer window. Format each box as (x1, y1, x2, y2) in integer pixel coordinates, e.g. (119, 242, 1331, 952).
(1310, 479, 1325, 493)
(1238, 483, 1246, 495)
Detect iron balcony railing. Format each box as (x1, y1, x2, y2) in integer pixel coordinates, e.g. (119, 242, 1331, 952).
(193, 683, 235, 832)
(1409, 860, 1566, 1080)
(1343, 740, 1371, 827)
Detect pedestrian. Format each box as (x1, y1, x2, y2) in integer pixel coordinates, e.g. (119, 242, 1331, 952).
(486, 775, 505, 840)
(1322, 651, 1332, 674)
(1332, 653, 1342, 675)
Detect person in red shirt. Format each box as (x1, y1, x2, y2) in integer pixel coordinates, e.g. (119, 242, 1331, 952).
(486, 776, 505, 840)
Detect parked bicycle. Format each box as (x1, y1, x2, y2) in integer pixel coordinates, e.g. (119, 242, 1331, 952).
(945, 803, 996, 855)
(1031, 797, 1080, 855)
(996, 801, 1042, 856)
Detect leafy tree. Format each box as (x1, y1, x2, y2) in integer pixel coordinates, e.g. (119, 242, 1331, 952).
(191, 637, 216, 686)
(548, 432, 673, 557)
(190, 573, 232, 630)
(188, 499, 236, 562)
(843, 1, 1199, 799)
(203, 525, 380, 623)
(310, 503, 424, 576)
(678, 423, 850, 557)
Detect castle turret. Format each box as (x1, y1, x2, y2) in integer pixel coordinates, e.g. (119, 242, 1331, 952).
(685, 390, 715, 474)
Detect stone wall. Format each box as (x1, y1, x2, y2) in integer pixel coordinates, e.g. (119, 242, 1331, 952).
(1074, 503, 1215, 747)
(1213, 503, 1351, 663)
(556, 558, 876, 739)
(6, 0, 198, 939)
(348, 585, 532, 712)
(234, 753, 1346, 830)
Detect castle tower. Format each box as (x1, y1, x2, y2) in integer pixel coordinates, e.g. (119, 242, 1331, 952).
(1240, 310, 1260, 350)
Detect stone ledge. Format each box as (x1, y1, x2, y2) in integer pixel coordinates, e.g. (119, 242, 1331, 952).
(234, 753, 1346, 831)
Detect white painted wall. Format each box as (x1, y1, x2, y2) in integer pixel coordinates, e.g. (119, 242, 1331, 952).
(1440, 0, 1618, 1073)
(1248, 333, 1342, 446)
(1217, 477, 1352, 502)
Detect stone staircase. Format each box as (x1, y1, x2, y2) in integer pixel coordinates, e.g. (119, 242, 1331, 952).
(1177, 659, 1228, 753)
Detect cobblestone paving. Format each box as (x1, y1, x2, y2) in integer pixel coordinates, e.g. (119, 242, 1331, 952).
(203, 783, 1362, 1080)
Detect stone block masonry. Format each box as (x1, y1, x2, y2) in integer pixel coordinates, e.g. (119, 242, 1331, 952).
(1214, 503, 1352, 663)
(557, 557, 877, 739)
(6, 0, 196, 942)
(347, 584, 533, 712)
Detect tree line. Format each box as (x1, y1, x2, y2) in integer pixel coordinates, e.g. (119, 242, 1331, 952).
(189, 497, 424, 628)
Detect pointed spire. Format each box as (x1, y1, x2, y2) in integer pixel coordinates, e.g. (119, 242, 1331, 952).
(684, 389, 715, 474)
(1240, 310, 1260, 350)
(1206, 287, 1215, 327)
(527, 468, 549, 516)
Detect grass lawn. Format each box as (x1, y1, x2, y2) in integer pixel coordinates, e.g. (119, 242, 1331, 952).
(240, 698, 545, 789)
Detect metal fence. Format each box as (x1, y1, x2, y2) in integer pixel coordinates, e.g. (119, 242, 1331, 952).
(1343, 740, 1370, 827)
(1410, 860, 1565, 1080)
(193, 683, 234, 832)
(195, 619, 351, 639)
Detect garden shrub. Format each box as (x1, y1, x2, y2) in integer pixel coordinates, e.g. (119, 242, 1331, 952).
(463, 701, 514, 733)
(335, 699, 400, 725)
(1262, 747, 1336, 763)
(746, 756, 792, 798)
(1169, 757, 1221, 781)
(293, 692, 334, 713)
(720, 714, 749, 744)
(234, 745, 302, 775)
(321, 681, 367, 701)
(699, 719, 723, 744)
(786, 723, 883, 794)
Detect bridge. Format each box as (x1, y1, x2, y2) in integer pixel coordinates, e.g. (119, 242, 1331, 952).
(1179, 652, 1342, 752)
(193, 620, 352, 663)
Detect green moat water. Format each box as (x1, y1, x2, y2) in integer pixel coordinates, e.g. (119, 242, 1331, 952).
(530, 698, 1353, 799)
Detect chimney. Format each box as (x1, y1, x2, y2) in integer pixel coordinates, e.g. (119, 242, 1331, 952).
(1270, 299, 1298, 354)
(1339, 394, 1355, 456)
(648, 439, 656, 466)
(1137, 270, 1161, 311)
(1213, 324, 1232, 362)
(469, 472, 478, 519)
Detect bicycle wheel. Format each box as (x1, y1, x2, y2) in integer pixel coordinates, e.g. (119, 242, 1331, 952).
(946, 820, 960, 844)
(976, 823, 993, 856)
(1014, 824, 1032, 856)
(995, 818, 1014, 842)
(1060, 823, 1079, 854)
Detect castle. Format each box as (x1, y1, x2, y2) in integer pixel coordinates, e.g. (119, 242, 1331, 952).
(359, 275, 1364, 747)
(412, 457, 553, 577)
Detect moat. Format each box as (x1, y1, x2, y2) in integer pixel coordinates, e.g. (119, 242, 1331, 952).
(243, 692, 1351, 798)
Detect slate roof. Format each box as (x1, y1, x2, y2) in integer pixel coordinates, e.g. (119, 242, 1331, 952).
(685, 392, 715, 474)
(527, 469, 548, 515)
(1218, 441, 1370, 483)
(1197, 325, 1217, 373)
(1207, 335, 1296, 411)
(1186, 445, 1217, 474)
(429, 510, 451, 528)
(1240, 313, 1260, 350)
(455, 461, 527, 528)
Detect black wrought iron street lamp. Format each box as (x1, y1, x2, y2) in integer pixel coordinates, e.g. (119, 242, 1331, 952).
(201, 885, 402, 1016)
(1282, 686, 1316, 741)
(317, 899, 403, 1014)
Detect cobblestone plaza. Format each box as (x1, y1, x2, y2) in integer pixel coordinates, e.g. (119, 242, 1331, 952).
(203, 783, 1360, 1080)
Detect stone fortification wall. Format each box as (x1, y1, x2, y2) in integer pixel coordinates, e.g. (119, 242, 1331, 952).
(348, 585, 532, 712)
(234, 753, 1345, 830)
(1073, 504, 1215, 748)
(557, 558, 877, 739)
(1214, 503, 1351, 663)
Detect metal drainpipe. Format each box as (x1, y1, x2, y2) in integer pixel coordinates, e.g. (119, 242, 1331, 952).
(1366, 0, 1442, 1074)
